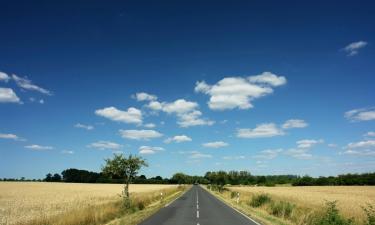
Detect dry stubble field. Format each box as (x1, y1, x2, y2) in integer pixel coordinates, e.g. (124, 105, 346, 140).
(0, 182, 178, 225)
(228, 186, 375, 222)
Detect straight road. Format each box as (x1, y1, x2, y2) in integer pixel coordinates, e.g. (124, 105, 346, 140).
(139, 185, 259, 225)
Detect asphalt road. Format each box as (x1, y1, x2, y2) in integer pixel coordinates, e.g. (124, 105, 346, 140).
(139, 185, 260, 225)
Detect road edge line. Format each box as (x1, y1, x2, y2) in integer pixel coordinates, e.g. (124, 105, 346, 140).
(201, 186, 262, 225)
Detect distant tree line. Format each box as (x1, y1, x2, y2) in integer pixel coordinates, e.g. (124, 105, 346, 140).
(2, 169, 374, 186)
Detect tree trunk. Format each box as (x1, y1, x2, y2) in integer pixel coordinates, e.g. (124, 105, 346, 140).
(124, 178, 130, 198)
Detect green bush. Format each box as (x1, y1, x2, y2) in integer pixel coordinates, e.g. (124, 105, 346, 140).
(312, 201, 354, 225)
(363, 204, 375, 225)
(270, 201, 295, 218)
(250, 193, 272, 207)
(230, 191, 238, 199)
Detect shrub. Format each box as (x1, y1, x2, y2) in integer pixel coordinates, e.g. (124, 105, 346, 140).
(270, 201, 295, 218)
(230, 191, 238, 199)
(312, 201, 354, 225)
(250, 193, 272, 207)
(363, 204, 375, 225)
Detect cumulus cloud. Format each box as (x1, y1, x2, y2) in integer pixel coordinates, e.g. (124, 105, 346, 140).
(343, 41, 368, 56)
(365, 131, 375, 137)
(189, 151, 212, 159)
(202, 141, 229, 148)
(147, 99, 214, 127)
(119, 129, 163, 140)
(285, 139, 324, 159)
(282, 119, 308, 129)
(0, 88, 21, 103)
(254, 149, 283, 160)
(237, 123, 284, 138)
(133, 92, 157, 101)
(0, 71, 10, 82)
(87, 141, 122, 150)
(74, 123, 94, 130)
(95, 107, 142, 125)
(222, 155, 245, 160)
(296, 139, 324, 149)
(12, 74, 52, 95)
(164, 135, 192, 143)
(144, 123, 156, 128)
(345, 107, 375, 122)
(25, 144, 54, 150)
(342, 140, 375, 156)
(0, 133, 24, 141)
(195, 72, 286, 110)
(139, 146, 165, 154)
(61, 150, 74, 154)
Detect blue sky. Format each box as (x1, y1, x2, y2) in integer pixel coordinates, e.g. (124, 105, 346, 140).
(0, 1, 374, 179)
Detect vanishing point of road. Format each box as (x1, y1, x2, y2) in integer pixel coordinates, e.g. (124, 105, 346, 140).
(139, 185, 260, 225)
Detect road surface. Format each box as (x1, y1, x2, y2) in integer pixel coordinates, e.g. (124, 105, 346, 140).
(139, 185, 259, 225)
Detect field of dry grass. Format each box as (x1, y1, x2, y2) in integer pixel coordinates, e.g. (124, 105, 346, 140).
(0, 182, 178, 225)
(228, 186, 375, 221)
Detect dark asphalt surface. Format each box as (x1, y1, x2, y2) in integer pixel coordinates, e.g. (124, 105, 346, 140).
(138, 185, 259, 225)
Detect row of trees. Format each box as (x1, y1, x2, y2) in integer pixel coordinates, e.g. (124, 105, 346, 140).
(292, 173, 375, 186)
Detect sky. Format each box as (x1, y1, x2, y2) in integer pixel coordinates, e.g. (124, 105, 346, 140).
(0, 1, 374, 179)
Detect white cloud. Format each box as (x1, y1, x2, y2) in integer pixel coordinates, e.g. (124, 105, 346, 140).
(61, 150, 74, 154)
(25, 144, 54, 150)
(0, 88, 21, 103)
(328, 143, 338, 148)
(195, 72, 286, 110)
(342, 140, 375, 156)
(139, 146, 165, 154)
(365, 131, 375, 137)
(345, 107, 375, 122)
(0, 72, 10, 82)
(254, 149, 283, 160)
(39, 99, 44, 104)
(95, 107, 142, 125)
(189, 151, 212, 159)
(296, 139, 324, 149)
(237, 123, 284, 138)
(119, 129, 163, 140)
(0, 133, 23, 141)
(248, 72, 287, 87)
(147, 99, 214, 127)
(144, 123, 156, 128)
(222, 155, 245, 160)
(164, 135, 192, 143)
(202, 141, 229, 148)
(133, 92, 157, 101)
(343, 41, 367, 56)
(87, 141, 122, 150)
(74, 123, 94, 130)
(12, 74, 52, 95)
(282, 119, 308, 129)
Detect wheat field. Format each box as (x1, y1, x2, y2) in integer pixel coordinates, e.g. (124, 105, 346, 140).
(228, 186, 375, 221)
(0, 182, 178, 225)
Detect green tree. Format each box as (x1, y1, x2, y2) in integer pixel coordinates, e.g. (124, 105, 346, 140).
(102, 154, 148, 207)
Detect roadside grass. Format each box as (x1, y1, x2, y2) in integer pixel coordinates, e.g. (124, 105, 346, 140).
(205, 186, 375, 225)
(19, 185, 188, 225)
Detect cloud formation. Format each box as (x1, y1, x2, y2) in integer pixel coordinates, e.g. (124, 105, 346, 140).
(285, 139, 324, 159)
(282, 119, 308, 129)
(95, 107, 142, 125)
(195, 72, 286, 110)
(343, 41, 367, 56)
(74, 123, 94, 130)
(119, 129, 163, 140)
(87, 141, 122, 150)
(202, 141, 229, 148)
(25, 144, 54, 150)
(164, 135, 192, 143)
(345, 107, 375, 122)
(0, 88, 21, 103)
(147, 99, 214, 127)
(133, 92, 157, 101)
(342, 140, 375, 156)
(12, 74, 52, 95)
(254, 149, 283, 160)
(237, 123, 284, 138)
(139, 146, 165, 154)
(0, 72, 10, 82)
(0, 133, 23, 141)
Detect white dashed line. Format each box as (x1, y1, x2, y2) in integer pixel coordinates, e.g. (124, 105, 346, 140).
(197, 210, 199, 218)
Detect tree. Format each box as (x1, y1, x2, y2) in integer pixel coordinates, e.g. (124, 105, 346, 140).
(44, 173, 52, 182)
(52, 173, 62, 182)
(102, 154, 148, 207)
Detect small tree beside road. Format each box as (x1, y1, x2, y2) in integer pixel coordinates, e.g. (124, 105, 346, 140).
(102, 154, 148, 208)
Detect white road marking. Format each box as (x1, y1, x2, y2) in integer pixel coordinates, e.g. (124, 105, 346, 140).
(197, 210, 199, 218)
(197, 204, 199, 209)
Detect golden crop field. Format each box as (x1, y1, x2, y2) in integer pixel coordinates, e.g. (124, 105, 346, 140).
(0, 182, 178, 225)
(228, 186, 375, 221)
